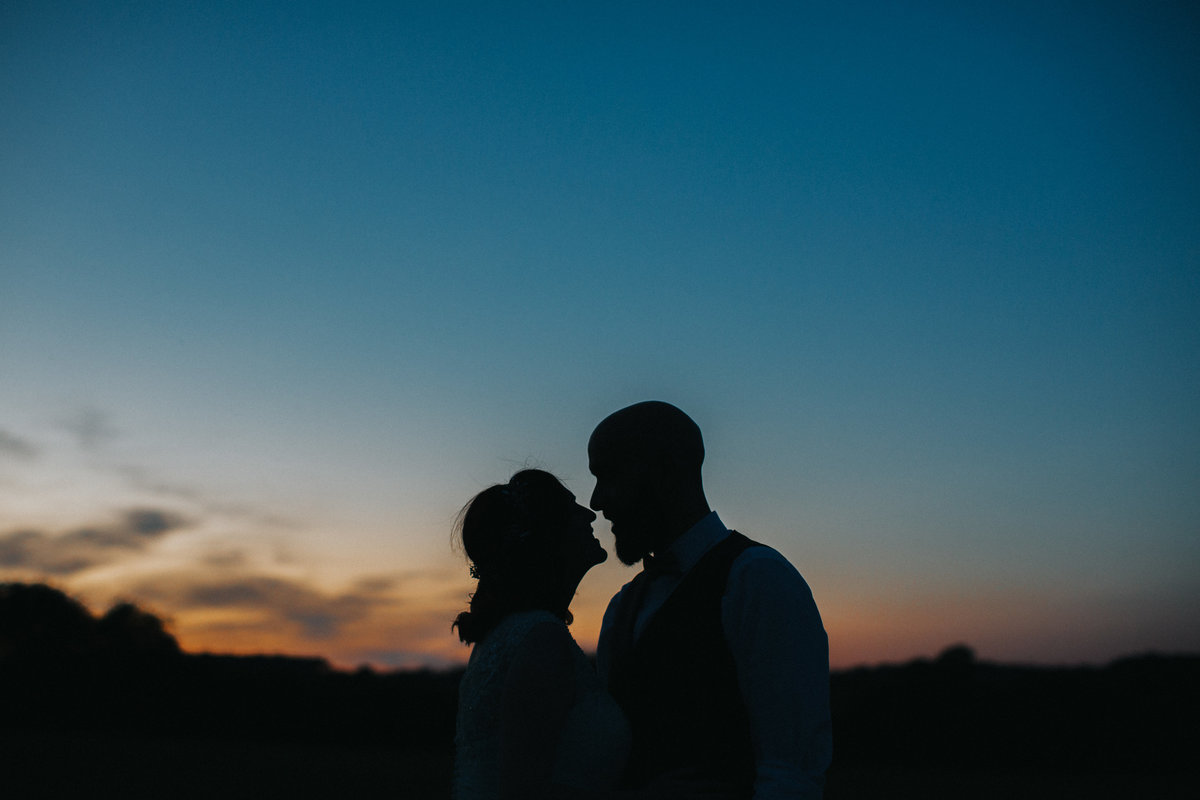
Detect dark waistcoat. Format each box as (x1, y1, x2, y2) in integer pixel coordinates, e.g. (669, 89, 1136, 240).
(607, 531, 760, 793)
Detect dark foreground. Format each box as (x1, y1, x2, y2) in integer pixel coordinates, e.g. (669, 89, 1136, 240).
(2, 583, 1196, 797)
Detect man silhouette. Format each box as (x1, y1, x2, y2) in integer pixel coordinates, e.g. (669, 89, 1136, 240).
(590, 401, 832, 799)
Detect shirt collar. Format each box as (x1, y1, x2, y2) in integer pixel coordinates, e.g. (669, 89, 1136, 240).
(651, 511, 728, 575)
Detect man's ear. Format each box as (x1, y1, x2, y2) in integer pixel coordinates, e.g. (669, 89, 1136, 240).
(644, 457, 678, 498)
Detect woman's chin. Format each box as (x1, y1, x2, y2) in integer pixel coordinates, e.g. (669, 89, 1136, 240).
(570, 542, 608, 578)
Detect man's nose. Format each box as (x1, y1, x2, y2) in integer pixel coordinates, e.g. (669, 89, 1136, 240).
(589, 485, 603, 511)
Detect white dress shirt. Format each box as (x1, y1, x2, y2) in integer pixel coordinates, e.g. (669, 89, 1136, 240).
(598, 512, 832, 800)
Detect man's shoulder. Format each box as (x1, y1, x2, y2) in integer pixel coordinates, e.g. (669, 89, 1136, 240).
(729, 534, 797, 569)
(722, 536, 824, 632)
(726, 536, 811, 590)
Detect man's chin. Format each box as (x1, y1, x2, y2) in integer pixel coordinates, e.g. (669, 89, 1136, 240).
(614, 538, 650, 567)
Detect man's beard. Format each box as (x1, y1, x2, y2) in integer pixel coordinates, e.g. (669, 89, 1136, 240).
(614, 527, 653, 566)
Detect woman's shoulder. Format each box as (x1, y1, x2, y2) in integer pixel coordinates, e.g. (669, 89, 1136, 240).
(469, 610, 572, 665)
(467, 611, 578, 728)
(501, 611, 577, 666)
(497, 608, 565, 632)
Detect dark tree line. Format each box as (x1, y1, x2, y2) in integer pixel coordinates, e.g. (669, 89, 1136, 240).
(1, 582, 456, 748)
(830, 643, 1198, 771)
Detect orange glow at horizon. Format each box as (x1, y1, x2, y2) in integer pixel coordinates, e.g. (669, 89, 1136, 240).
(7, 554, 1193, 673)
(159, 590, 997, 672)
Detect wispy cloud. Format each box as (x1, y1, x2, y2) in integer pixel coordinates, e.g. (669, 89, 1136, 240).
(0, 508, 189, 575)
(112, 464, 203, 503)
(0, 429, 39, 460)
(114, 464, 298, 529)
(351, 575, 404, 594)
(128, 572, 398, 640)
(200, 548, 249, 569)
(58, 408, 119, 451)
(112, 568, 470, 669)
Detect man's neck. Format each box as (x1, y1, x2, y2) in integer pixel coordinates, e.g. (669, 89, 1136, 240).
(653, 505, 711, 555)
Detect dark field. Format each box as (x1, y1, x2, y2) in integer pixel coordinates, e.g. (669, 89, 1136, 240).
(3, 584, 1196, 797)
(5, 711, 1194, 798)
(6, 652, 1195, 798)
(5, 731, 1192, 798)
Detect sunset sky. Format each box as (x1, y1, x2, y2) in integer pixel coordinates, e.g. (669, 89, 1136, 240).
(2, 1, 1197, 670)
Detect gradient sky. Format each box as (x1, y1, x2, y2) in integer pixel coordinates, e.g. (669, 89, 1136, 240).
(2, 1, 1198, 670)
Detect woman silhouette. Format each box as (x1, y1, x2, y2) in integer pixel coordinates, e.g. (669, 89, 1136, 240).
(452, 469, 629, 799)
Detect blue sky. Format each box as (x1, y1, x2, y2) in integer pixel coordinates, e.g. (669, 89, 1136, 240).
(2, 0, 1198, 668)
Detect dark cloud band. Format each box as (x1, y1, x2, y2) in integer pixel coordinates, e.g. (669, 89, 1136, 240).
(0, 508, 189, 575)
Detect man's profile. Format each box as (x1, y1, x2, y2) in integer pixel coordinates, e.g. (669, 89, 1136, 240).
(591, 400, 832, 799)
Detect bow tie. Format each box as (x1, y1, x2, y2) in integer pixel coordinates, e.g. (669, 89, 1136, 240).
(641, 552, 681, 578)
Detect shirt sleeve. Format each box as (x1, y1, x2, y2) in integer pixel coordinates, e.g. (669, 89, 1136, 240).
(722, 548, 833, 800)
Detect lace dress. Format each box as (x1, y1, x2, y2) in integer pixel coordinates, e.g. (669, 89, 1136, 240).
(454, 610, 631, 800)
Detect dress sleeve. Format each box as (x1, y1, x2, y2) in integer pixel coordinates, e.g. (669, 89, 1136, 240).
(497, 620, 578, 800)
(722, 548, 833, 800)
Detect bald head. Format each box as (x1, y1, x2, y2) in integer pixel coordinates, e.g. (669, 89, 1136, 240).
(588, 400, 705, 472)
(588, 401, 709, 563)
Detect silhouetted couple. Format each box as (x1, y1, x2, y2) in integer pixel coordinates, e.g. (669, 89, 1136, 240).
(452, 402, 832, 799)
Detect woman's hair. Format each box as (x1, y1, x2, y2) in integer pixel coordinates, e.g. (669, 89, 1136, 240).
(452, 469, 576, 644)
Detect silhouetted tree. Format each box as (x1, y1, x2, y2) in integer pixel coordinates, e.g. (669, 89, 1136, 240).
(98, 601, 181, 658)
(0, 582, 98, 662)
(0, 582, 179, 664)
